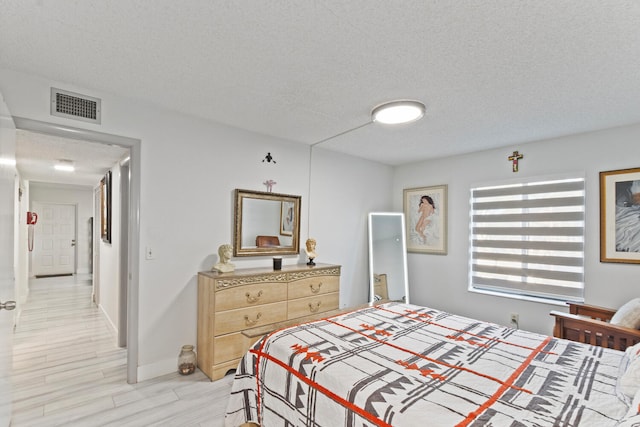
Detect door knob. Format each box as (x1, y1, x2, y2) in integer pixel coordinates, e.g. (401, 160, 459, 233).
(0, 300, 16, 311)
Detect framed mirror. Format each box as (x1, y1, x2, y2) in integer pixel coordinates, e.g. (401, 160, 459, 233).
(233, 189, 301, 257)
(368, 212, 409, 303)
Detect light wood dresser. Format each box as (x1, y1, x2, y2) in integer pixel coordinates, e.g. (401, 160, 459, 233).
(197, 263, 341, 381)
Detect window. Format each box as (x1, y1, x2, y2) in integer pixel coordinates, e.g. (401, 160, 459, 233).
(469, 177, 585, 303)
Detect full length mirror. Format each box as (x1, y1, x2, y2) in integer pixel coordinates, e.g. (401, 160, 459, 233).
(368, 212, 409, 303)
(233, 189, 301, 257)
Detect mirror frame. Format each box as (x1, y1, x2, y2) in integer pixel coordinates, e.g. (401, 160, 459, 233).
(368, 212, 410, 304)
(233, 188, 301, 257)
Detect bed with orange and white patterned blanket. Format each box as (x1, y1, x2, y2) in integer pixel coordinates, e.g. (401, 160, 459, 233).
(224, 302, 633, 426)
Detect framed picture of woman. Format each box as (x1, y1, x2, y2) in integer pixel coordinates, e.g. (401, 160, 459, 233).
(403, 185, 447, 254)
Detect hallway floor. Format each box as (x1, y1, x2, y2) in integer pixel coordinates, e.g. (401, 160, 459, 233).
(11, 275, 232, 426)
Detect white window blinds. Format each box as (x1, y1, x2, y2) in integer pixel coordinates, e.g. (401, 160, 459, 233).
(470, 177, 585, 302)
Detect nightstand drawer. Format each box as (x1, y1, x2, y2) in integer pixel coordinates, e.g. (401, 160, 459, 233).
(288, 275, 339, 300)
(214, 301, 287, 336)
(215, 282, 287, 311)
(287, 292, 339, 319)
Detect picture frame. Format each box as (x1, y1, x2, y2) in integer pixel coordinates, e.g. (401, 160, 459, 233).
(403, 185, 447, 254)
(280, 200, 294, 236)
(101, 170, 112, 243)
(600, 167, 640, 263)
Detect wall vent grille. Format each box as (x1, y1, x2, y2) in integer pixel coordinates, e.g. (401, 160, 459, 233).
(50, 87, 101, 124)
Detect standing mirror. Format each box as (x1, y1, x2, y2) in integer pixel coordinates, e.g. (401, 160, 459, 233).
(368, 212, 409, 303)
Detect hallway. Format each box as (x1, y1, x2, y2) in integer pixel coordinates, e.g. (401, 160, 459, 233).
(11, 275, 232, 426)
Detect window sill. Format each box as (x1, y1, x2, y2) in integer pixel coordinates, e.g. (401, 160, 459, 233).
(468, 287, 582, 307)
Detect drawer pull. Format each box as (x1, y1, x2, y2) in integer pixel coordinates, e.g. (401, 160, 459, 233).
(309, 282, 323, 294)
(245, 290, 263, 303)
(244, 312, 262, 326)
(308, 301, 321, 313)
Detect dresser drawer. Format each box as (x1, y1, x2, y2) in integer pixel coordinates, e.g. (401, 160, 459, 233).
(288, 275, 339, 300)
(215, 301, 287, 336)
(287, 292, 339, 319)
(213, 332, 262, 364)
(215, 282, 287, 311)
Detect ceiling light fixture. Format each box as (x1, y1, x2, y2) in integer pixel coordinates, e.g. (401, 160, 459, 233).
(371, 100, 426, 125)
(54, 159, 75, 172)
(0, 157, 16, 166)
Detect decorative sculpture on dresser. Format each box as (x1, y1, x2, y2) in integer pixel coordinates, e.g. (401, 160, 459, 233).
(212, 244, 235, 273)
(305, 238, 317, 266)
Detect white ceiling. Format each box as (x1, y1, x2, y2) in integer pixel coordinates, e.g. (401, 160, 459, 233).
(2, 0, 640, 173)
(15, 130, 129, 187)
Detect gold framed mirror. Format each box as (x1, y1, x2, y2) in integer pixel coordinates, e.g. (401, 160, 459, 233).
(233, 189, 301, 257)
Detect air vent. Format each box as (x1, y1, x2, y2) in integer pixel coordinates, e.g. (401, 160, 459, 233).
(50, 87, 101, 124)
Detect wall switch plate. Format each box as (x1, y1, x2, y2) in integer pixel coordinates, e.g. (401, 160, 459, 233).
(145, 246, 155, 260)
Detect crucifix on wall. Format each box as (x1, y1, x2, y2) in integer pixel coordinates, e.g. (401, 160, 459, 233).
(508, 151, 524, 172)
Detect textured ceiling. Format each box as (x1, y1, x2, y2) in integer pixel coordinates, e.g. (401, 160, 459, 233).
(1, 0, 640, 170)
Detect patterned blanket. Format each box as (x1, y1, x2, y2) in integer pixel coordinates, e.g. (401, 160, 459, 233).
(225, 302, 629, 426)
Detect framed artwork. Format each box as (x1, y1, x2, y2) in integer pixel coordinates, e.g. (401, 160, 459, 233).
(403, 185, 448, 254)
(280, 200, 294, 236)
(600, 167, 640, 263)
(101, 171, 112, 243)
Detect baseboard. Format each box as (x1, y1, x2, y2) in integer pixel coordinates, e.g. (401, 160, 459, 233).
(98, 303, 118, 340)
(137, 357, 177, 382)
(34, 273, 73, 278)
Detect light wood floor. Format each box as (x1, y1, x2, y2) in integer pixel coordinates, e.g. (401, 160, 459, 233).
(11, 275, 233, 426)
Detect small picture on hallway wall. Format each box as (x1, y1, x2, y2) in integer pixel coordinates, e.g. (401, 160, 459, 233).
(404, 185, 447, 255)
(101, 171, 112, 244)
(600, 167, 640, 263)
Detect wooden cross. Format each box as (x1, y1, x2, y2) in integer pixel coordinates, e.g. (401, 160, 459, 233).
(508, 151, 523, 172)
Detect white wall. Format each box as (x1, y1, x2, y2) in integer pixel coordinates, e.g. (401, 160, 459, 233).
(309, 147, 394, 307)
(29, 182, 94, 275)
(98, 165, 121, 335)
(394, 124, 640, 335)
(0, 68, 393, 380)
(16, 180, 28, 314)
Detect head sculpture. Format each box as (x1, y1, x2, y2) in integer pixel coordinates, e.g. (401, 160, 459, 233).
(306, 238, 316, 252)
(213, 244, 235, 273)
(218, 244, 233, 263)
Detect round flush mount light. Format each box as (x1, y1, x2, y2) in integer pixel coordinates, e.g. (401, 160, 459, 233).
(371, 100, 426, 125)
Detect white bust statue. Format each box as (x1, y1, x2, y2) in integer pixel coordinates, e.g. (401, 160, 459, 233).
(213, 244, 235, 273)
(305, 238, 317, 266)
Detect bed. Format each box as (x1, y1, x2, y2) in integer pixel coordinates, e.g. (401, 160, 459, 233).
(224, 302, 640, 426)
(551, 302, 640, 351)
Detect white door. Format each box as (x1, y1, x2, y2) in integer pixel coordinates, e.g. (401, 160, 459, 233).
(0, 176, 15, 426)
(0, 92, 17, 425)
(32, 202, 76, 277)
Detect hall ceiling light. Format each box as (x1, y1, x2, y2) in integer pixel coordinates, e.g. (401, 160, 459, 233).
(54, 159, 75, 172)
(371, 100, 426, 125)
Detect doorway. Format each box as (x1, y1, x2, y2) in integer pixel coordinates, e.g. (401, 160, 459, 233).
(14, 117, 141, 384)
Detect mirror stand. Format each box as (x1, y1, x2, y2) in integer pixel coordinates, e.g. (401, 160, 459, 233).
(368, 212, 409, 304)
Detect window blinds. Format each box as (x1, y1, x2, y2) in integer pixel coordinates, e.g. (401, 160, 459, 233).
(470, 178, 585, 302)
